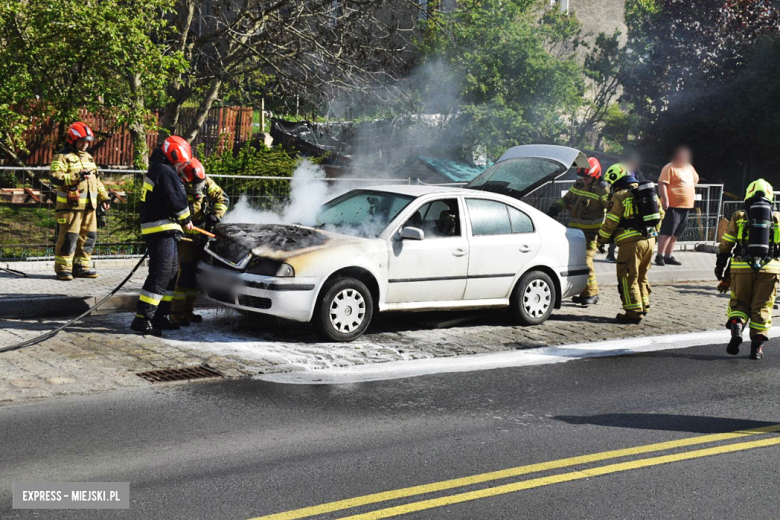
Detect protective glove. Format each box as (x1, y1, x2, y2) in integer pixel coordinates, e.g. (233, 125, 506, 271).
(717, 280, 731, 294)
(715, 252, 730, 281)
(206, 213, 221, 226)
(597, 243, 606, 254)
(547, 206, 560, 218)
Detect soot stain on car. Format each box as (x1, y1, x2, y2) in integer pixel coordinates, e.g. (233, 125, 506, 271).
(213, 223, 329, 262)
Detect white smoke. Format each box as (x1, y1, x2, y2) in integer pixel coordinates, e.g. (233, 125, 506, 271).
(222, 160, 342, 226)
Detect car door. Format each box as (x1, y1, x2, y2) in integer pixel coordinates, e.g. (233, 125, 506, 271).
(463, 198, 540, 300)
(385, 197, 469, 303)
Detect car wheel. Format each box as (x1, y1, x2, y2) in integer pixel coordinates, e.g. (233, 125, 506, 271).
(510, 271, 556, 325)
(313, 277, 374, 342)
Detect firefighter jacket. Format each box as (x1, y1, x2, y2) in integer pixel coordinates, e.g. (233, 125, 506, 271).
(49, 146, 110, 211)
(190, 176, 229, 224)
(553, 179, 609, 233)
(719, 209, 780, 274)
(597, 183, 665, 247)
(139, 149, 192, 236)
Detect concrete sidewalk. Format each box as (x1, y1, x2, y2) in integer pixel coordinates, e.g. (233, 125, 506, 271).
(0, 251, 717, 318)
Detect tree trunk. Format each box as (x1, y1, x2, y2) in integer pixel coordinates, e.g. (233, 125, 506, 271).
(128, 74, 150, 169)
(182, 78, 222, 143)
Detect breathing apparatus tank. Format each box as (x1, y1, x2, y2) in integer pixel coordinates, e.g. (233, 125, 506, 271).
(633, 181, 661, 235)
(745, 195, 773, 269)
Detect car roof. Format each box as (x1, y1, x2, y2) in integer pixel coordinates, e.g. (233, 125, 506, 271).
(360, 184, 465, 197)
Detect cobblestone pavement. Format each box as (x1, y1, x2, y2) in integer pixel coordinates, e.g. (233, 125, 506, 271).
(2, 280, 766, 405)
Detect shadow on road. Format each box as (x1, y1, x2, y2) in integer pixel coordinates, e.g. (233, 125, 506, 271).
(553, 413, 778, 434)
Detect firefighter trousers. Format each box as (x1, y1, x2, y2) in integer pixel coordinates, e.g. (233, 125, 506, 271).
(136, 234, 178, 321)
(54, 209, 97, 274)
(582, 232, 599, 297)
(171, 237, 200, 316)
(728, 270, 779, 340)
(616, 237, 655, 316)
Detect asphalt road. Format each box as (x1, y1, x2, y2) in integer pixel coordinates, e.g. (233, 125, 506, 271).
(3, 338, 780, 519)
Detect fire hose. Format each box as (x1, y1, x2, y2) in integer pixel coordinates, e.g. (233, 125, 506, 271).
(0, 226, 217, 354)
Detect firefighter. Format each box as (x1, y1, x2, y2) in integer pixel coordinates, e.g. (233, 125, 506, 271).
(131, 136, 193, 336)
(169, 158, 229, 326)
(547, 157, 608, 305)
(49, 122, 111, 280)
(593, 163, 664, 324)
(715, 179, 780, 360)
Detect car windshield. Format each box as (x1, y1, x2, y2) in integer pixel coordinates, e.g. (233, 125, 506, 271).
(465, 157, 566, 198)
(315, 190, 415, 237)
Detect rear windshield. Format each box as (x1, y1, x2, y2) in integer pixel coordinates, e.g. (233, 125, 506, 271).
(466, 158, 565, 198)
(316, 190, 414, 237)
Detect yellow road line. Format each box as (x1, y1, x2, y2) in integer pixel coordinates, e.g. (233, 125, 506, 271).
(340, 435, 780, 519)
(251, 424, 780, 520)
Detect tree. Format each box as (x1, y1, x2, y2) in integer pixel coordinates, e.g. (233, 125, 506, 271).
(621, 0, 780, 188)
(153, 0, 417, 144)
(0, 0, 184, 169)
(418, 0, 587, 159)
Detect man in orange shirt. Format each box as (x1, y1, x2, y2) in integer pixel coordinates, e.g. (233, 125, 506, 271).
(656, 146, 699, 266)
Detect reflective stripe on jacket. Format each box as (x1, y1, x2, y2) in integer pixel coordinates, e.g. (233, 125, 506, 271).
(597, 184, 665, 246)
(554, 179, 609, 231)
(49, 147, 110, 211)
(719, 209, 780, 273)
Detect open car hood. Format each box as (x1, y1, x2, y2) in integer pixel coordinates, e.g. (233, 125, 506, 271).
(465, 145, 589, 199)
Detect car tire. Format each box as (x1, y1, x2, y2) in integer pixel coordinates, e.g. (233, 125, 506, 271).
(510, 271, 556, 326)
(313, 277, 374, 342)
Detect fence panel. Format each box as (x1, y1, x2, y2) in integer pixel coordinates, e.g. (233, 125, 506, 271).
(0, 167, 413, 262)
(4, 107, 254, 167)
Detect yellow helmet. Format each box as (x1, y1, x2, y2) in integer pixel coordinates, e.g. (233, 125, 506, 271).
(604, 163, 629, 185)
(745, 178, 774, 202)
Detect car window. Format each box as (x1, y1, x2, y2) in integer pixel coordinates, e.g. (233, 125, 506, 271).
(508, 206, 534, 233)
(316, 190, 414, 237)
(466, 199, 512, 236)
(465, 158, 565, 198)
(404, 199, 461, 238)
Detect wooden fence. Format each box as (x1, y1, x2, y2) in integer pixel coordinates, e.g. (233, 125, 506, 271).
(7, 106, 254, 166)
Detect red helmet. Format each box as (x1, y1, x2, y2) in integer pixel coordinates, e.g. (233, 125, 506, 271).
(66, 122, 94, 144)
(180, 158, 206, 183)
(577, 157, 602, 179)
(161, 136, 192, 165)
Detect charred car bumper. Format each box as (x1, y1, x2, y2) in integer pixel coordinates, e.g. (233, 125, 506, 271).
(196, 262, 319, 322)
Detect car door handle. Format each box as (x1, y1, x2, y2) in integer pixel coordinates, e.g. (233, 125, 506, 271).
(519, 245, 532, 253)
(453, 249, 467, 257)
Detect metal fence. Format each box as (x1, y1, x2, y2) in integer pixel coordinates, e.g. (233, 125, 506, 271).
(526, 181, 724, 243)
(0, 166, 412, 261)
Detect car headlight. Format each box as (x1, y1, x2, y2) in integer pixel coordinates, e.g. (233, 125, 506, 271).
(275, 263, 295, 277)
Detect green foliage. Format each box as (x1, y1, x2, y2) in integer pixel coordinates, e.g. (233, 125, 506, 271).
(419, 0, 587, 159)
(0, 0, 185, 161)
(201, 143, 306, 209)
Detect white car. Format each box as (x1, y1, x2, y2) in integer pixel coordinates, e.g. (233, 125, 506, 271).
(196, 145, 590, 341)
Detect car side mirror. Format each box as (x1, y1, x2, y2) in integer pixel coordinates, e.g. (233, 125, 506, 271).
(400, 227, 424, 240)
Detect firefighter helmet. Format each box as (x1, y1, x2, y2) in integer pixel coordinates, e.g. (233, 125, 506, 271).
(66, 122, 95, 144)
(162, 136, 192, 166)
(180, 158, 206, 183)
(745, 178, 774, 202)
(604, 163, 629, 185)
(577, 157, 602, 179)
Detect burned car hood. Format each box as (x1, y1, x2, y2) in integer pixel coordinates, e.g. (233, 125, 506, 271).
(465, 144, 589, 200)
(208, 223, 367, 265)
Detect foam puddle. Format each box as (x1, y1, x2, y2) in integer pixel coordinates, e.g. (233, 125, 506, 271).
(255, 327, 778, 385)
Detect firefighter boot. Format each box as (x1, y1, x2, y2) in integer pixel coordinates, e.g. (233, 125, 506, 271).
(169, 313, 191, 327)
(616, 311, 643, 324)
(572, 295, 599, 306)
(151, 315, 180, 331)
(73, 266, 99, 278)
(184, 312, 203, 323)
(131, 316, 162, 336)
(57, 271, 73, 281)
(750, 339, 764, 360)
(184, 294, 203, 323)
(726, 319, 744, 356)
